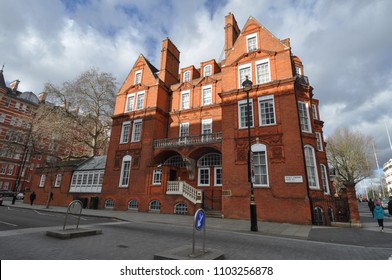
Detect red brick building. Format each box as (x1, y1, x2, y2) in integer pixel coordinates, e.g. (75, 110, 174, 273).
(0, 69, 40, 193)
(101, 13, 335, 225)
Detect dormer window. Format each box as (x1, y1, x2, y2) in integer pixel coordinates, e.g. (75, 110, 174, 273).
(246, 33, 258, 52)
(183, 71, 191, 82)
(134, 70, 142, 84)
(204, 65, 212, 77)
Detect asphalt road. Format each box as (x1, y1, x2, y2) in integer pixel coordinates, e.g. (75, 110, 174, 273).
(1, 206, 392, 260)
(0, 204, 117, 231)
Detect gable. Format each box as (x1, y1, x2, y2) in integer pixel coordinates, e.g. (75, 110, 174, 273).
(224, 17, 289, 66)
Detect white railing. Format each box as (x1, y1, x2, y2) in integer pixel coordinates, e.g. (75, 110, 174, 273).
(166, 181, 202, 204)
(154, 132, 222, 149)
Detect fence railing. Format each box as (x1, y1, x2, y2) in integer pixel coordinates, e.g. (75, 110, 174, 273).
(154, 132, 222, 149)
(166, 181, 203, 204)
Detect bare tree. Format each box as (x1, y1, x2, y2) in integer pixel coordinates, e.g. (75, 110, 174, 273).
(326, 127, 374, 186)
(43, 68, 117, 156)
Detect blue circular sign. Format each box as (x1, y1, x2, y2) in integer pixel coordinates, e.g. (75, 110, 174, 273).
(194, 209, 205, 231)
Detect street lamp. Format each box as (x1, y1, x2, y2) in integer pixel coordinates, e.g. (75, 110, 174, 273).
(242, 76, 258, 232)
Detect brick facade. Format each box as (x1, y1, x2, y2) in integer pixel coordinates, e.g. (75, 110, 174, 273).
(100, 13, 336, 225)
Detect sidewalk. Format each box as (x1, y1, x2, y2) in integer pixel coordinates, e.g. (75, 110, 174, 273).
(2, 200, 392, 248)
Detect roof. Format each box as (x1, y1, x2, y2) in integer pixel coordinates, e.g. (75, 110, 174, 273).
(75, 155, 107, 171)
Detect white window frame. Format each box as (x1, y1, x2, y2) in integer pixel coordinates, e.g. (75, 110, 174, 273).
(183, 71, 191, 82)
(152, 169, 162, 185)
(320, 164, 330, 195)
(55, 174, 62, 187)
(298, 101, 312, 133)
(252, 143, 269, 187)
(304, 145, 320, 189)
(201, 119, 212, 142)
(246, 33, 258, 52)
(238, 63, 252, 88)
(312, 104, 319, 120)
(120, 121, 131, 144)
(202, 85, 212, 106)
(179, 122, 189, 143)
(119, 155, 132, 188)
(15, 102, 20, 111)
(204, 65, 212, 77)
(238, 99, 254, 129)
(214, 167, 222, 186)
(316, 132, 323, 151)
(255, 58, 271, 84)
(39, 174, 46, 188)
(135, 91, 145, 110)
(134, 70, 142, 84)
(180, 90, 190, 110)
(258, 95, 276, 126)
(198, 167, 210, 186)
(7, 164, 14, 175)
(131, 119, 142, 142)
(125, 93, 135, 112)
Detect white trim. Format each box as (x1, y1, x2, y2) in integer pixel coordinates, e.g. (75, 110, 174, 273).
(125, 93, 135, 112)
(258, 95, 276, 126)
(238, 63, 252, 88)
(238, 99, 254, 129)
(214, 166, 222, 186)
(255, 58, 271, 84)
(131, 119, 142, 142)
(39, 174, 46, 188)
(298, 101, 312, 133)
(198, 167, 210, 186)
(251, 143, 269, 187)
(134, 70, 142, 84)
(183, 70, 191, 82)
(152, 169, 162, 185)
(180, 90, 190, 110)
(304, 145, 320, 189)
(320, 164, 330, 194)
(316, 132, 323, 151)
(201, 85, 212, 106)
(246, 33, 258, 52)
(203, 65, 212, 77)
(119, 155, 132, 187)
(120, 121, 131, 144)
(135, 91, 145, 110)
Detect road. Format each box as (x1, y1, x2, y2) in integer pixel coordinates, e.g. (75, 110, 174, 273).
(0, 203, 392, 260)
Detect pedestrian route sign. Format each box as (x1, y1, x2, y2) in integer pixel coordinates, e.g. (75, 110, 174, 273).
(194, 209, 205, 231)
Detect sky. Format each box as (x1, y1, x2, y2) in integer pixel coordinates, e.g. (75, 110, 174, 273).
(1, 0, 392, 176)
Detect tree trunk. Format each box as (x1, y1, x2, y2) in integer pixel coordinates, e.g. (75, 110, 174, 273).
(344, 182, 362, 227)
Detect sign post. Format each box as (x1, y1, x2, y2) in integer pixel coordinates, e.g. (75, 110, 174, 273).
(191, 208, 206, 256)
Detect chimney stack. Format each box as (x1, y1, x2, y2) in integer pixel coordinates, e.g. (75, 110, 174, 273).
(158, 38, 180, 86)
(224, 12, 240, 58)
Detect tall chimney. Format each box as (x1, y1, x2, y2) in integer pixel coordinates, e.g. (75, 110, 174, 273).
(158, 38, 180, 86)
(224, 12, 240, 58)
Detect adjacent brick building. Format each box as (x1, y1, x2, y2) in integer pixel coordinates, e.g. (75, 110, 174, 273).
(0, 69, 40, 193)
(101, 13, 336, 225)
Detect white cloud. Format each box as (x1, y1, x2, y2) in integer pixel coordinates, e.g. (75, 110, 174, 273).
(1, 0, 392, 167)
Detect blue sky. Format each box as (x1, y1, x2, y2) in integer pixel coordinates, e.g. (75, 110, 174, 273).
(1, 0, 392, 182)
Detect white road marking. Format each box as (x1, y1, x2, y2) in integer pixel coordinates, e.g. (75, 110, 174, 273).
(0, 220, 18, 227)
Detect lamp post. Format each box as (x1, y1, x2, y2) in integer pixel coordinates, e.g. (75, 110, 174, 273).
(242, 76, 258, 232)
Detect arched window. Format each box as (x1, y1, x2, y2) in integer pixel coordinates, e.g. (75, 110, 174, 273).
(164, 155, 186, 168)
(104, 199, 114, 209)
(149, 200, 161, 212)
(304, 145, 319, 189)
(313, 206, 325, 225)
(197, 153, 221, 167)
(128, 199, 138, 210)
(251, 143, 269, 187)
(119, 155, 132, 187)
(174, 203, 188, 215)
